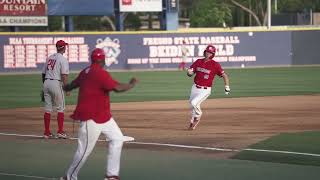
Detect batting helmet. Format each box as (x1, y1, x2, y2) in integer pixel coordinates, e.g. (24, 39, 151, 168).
(91, 48, 106, 63)
(204, 45, 216, 59)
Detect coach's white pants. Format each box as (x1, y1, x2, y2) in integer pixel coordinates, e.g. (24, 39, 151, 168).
(189, 84, 211, 121)
(43, 80, 65, 112)
(66, 118, 124, 180)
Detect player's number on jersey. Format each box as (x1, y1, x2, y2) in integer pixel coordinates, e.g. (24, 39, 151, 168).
(47, 59, 57, 70)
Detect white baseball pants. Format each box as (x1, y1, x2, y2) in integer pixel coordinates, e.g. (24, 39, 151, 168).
(189, 84, 211, 121)
(43, 79, 65, 112)
(66, 118, 124, 180)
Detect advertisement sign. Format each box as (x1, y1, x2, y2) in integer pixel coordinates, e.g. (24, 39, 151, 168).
(0, 31, 292, 72)
(0, 0, 47, 26)
(167, 0, 178, 12)
(119, 0, 162, 12)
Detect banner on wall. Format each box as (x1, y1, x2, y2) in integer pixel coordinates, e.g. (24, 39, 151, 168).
(2, 37, 89, 69)
(0, 0, 48, 26)
(119, 0, 162, 12)
(131, 35, 256, 65)
(0, 31, 292, 72)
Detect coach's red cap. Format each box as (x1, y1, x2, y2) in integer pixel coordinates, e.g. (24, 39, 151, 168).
(91, 48, 106, 63)
(56, 40, 68, 47)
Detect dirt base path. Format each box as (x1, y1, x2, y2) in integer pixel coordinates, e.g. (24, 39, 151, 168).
(1, 95, 320, 158)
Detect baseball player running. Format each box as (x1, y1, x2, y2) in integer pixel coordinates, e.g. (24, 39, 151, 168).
(60, 48, 138, 180)
(187, 44, 230, 130)
(42, 40, 69, 139)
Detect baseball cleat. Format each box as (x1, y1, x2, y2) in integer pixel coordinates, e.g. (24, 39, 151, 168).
(122, 136, 135, 142)
(59, 176, 67, 180)
(56, 132, 68, 139)
(188, 119, 200, 130)
(43, 132, 54, 139)
(105, 175, 120, 180)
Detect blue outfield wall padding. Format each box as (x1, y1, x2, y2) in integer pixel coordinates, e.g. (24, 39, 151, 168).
(291, 30, 320, 65)
(47, 0, 114, 16)
(1, 30, 316, 73)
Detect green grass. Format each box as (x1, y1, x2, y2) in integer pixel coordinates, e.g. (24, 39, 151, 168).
(1, 67, 320, 178)
(0, 66, 320, 109)
(1, 139, 320, 180)
(232, 131, 320, 166)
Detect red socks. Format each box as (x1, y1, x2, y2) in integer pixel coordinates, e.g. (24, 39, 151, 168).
(44, 112, 51, 134)
(57, 112, 64, 133)
(44, 112, 65, 134)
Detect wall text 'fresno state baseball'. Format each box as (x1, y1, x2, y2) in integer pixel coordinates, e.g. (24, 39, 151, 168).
(143, 36, 240, 45)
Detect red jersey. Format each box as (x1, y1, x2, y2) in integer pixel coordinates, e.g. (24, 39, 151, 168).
(190, 59, 224, 87)
(71, 63, 118, 123)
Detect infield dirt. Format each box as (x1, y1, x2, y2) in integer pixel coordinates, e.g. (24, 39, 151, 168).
(1, 95, 320, 158)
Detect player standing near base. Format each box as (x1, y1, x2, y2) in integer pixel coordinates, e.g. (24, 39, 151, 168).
(42, 40, 69, 139)
(178, 40, 188, 71)
(60, 48, 138, 180)
(187, 44, 230, 130)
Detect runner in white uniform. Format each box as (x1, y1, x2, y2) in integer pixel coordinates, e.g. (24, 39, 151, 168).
(42, 40, 69, 139)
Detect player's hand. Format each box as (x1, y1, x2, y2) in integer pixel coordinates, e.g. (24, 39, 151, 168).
(187, 68, 194, 77)
(224, 85, 231, 95)
(129, 77, 138, 86)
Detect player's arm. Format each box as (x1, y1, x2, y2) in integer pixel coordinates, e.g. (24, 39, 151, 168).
(60, 59, 70, 92)
(61, 74, 72, 96)
(221, 72, 230, 94)
(42, 73, 46, 83)
(63, 70, 82, 92)
(187, 60, 197, 77)
(41, 59, 47, 83)
(113, 78, 138, 93)
(61, 74, 68, 88)
(64, 80, 79, 91)
(40, 73, 46, 102)
(102, 71, 138, 93)
(63, 72, 81, 92)
(40, 62, 47, 102)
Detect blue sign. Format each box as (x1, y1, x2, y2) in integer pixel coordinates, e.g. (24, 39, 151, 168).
(0, 31, 292, 72)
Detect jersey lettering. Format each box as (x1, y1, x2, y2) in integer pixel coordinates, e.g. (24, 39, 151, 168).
(196, 67, 211, 74)
(190, 59, 223, 87)
(47, 59, 57, 71)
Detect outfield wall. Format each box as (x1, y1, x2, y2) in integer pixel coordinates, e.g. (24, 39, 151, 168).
(0, 30, 318, 72)
(292, 31, 320, 65)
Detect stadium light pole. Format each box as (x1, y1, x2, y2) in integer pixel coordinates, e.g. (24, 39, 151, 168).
(267, 0, 271, 29)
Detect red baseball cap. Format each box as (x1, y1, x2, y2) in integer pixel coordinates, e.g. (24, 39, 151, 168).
(91, 48, 106, 63)
(56, 40, 68, 47)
